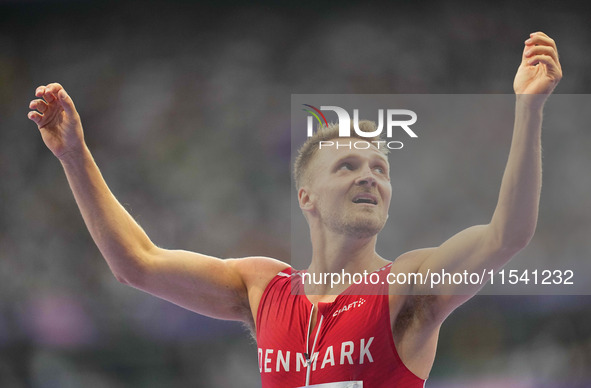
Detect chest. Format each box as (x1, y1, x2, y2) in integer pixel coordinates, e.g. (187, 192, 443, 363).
(260, 292, 391, 356)
(257, 292, 400, 383)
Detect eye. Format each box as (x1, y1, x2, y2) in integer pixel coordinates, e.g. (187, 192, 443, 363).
(373, 165, 387, 174)
(338, 162, 354, 171)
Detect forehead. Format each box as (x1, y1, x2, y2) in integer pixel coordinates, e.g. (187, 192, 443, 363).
(312, 145, 389, 169)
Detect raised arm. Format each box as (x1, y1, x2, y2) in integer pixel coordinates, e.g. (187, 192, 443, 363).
(412, 32, 562, 319)
(28, 83, 286, 325)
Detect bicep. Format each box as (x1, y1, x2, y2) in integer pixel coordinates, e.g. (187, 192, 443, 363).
(417, 224, 509, 278)
(414, 224, 521, 319)
(128, 247, 251, 322)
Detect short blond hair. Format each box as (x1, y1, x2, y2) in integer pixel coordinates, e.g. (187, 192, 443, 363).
(293, 120, 389, 189)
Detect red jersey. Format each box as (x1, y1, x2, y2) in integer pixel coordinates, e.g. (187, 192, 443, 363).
(256, 263, 426, 388)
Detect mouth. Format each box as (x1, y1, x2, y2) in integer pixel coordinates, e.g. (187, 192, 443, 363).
(352, 193, 378, 205)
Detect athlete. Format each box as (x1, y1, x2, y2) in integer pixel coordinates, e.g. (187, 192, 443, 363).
(28, 31, 561, 387)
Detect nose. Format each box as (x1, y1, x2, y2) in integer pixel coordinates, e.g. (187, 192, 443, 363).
(355, 165, 377, 187)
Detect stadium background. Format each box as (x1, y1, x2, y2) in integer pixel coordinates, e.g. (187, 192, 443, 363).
(1, 0, 590, 386)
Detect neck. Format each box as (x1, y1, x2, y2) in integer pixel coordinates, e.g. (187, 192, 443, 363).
(305, 227, 389, 295)
(309, 232, 378, 272)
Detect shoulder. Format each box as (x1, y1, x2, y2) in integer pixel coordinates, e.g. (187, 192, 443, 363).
(228, 256, 291, 287)
(391, 247, 437, 277)
(228, 256, 291, 323)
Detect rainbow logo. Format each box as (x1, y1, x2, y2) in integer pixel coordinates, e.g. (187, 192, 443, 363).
(302, 104, 329, 131)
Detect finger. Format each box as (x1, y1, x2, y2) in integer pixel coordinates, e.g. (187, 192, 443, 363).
(525, 45, 558, 63)
(29, 99, 48, 113)
(45, 82, 64, 96)
(44, 82, 65, 103)
(525, 32, 557, 51)
(57, 88, 77, 117)
(35, 85, 46, 98)
(27, 111, 42, 125)
(530, 31, 551, 39)
(43, 89, 56, 103)
(527, 54, 559, 71)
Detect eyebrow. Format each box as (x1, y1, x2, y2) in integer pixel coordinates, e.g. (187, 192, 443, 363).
(331, 152, 389, 168)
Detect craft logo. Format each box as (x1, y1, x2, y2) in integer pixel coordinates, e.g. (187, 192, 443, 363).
(332, 297, 366, 318)
(303, 104, 418, 150)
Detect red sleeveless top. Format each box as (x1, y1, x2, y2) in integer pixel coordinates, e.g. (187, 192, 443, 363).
(256, 263, 426, 387)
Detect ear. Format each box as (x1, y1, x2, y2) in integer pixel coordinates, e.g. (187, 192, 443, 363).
(298, 187, 315, 212)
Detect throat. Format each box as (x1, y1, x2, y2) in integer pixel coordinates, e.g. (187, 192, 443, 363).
(304, 280, 351, 297)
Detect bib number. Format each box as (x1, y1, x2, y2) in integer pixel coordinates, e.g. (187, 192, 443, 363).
(298, 382, 363, 388)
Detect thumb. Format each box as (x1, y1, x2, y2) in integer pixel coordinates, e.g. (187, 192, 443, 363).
(58, 89, 78, 117)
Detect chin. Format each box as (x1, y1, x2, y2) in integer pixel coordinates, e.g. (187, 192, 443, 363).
(320, 206, 387, 238)
(342, 218, 386, 239)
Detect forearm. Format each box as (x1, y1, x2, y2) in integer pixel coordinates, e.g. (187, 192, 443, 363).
(59, 144, 155, 281)
(490, 96, 544, 248)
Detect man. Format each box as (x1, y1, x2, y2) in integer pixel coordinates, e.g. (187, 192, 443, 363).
(28, 31, 561, 387)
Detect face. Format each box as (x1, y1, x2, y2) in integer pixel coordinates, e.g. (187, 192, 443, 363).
(300, 145, 392, 239)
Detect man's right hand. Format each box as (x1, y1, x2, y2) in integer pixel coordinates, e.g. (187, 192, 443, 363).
(26, 82, 289, 329)
(28, 83, 85, 160)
